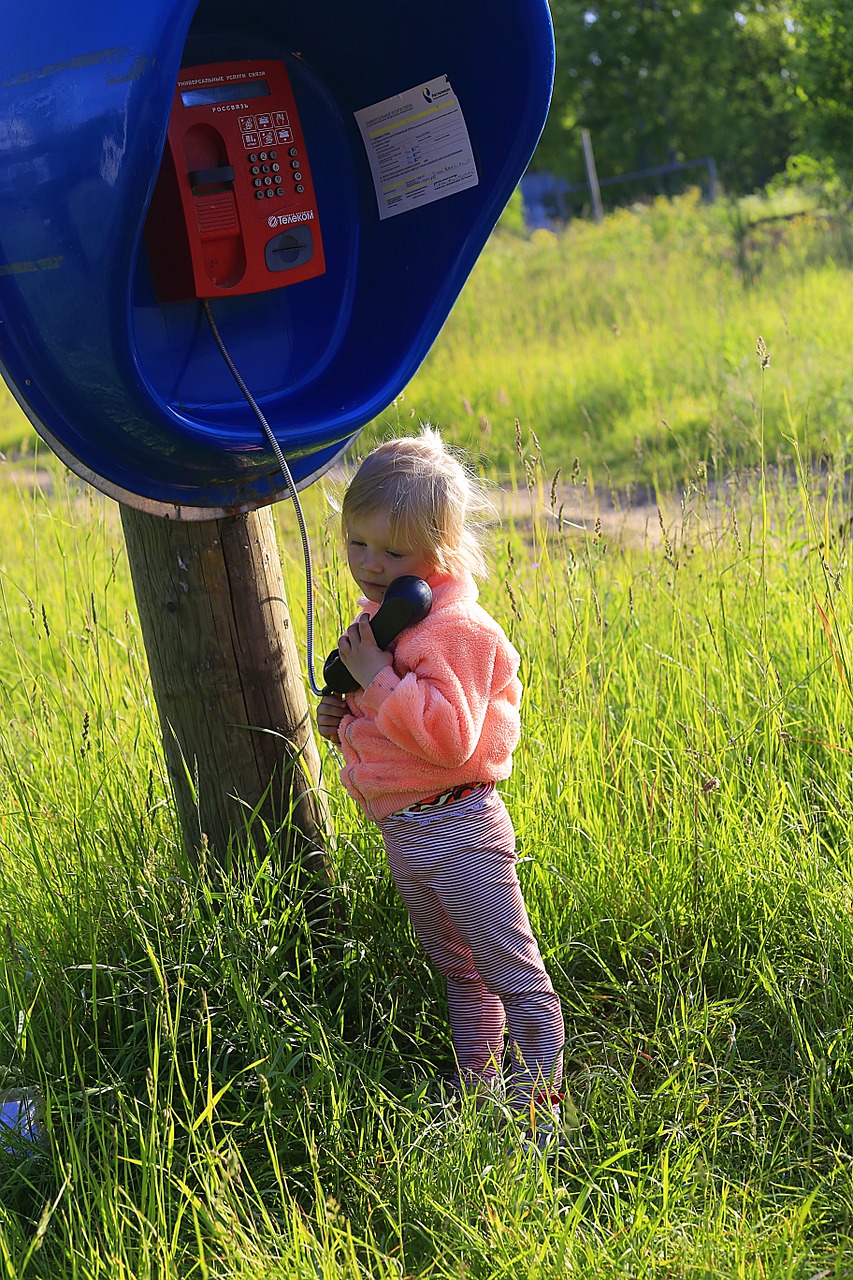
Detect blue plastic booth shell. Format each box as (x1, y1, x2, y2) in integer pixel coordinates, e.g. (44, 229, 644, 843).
(0, 3, 555, 517)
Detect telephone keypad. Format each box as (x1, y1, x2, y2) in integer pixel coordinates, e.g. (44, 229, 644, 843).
(242, 94, 312, 216)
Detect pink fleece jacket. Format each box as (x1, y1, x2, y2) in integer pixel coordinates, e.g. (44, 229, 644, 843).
(337, 572, 522, 821)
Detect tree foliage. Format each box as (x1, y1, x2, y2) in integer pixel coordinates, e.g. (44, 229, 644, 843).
(789, 0, 853, 176)
(536, 1, 802, 197)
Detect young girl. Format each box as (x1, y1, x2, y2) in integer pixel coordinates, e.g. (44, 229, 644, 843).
(317, 428, 564, 1140)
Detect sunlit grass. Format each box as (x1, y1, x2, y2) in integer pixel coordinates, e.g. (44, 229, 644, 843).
(373, 190, 853, 487)
(0, 406, 852, 1273)
(2, 193, 853, 1275)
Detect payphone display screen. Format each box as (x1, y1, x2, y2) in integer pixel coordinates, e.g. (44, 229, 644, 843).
(180, 80, 270, 107)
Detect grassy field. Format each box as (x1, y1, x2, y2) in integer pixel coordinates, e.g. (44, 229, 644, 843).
(2, 197, 853, 1276)
(378, 189, 853, 489)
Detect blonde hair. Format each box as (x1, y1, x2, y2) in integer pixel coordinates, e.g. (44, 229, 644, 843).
(341, 426, 497, 578)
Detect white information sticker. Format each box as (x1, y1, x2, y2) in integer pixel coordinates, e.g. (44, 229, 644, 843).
(355, 76, 479, 220)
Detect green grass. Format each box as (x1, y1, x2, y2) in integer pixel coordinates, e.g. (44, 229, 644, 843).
(2, 196, 853, 1275)
(372, 189, 853, 488)
(0, 427, 853, 1275)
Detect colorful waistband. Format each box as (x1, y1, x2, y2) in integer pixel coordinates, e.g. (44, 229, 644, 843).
(393, 782, 485, 817)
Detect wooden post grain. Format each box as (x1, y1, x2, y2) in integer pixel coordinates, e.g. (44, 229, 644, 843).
(120, 502, 330, 880)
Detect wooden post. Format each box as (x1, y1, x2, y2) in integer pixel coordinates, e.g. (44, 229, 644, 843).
(120, 502, 331, 882)
(581, 128, 604, 225)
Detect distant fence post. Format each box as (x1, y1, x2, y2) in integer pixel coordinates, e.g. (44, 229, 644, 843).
(581, 129, 604, 224)
(705, 157, 719, 203)
(519, 154, 719, 230)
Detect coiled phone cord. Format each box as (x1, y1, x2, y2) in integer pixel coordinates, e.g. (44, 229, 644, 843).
(202, 299, 325, 697)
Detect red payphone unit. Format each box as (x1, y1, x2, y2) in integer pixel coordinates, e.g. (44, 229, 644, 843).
(145, 59, 325, 302)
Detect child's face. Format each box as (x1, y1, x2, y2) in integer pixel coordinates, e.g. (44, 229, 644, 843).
(345, 510, 436, 603)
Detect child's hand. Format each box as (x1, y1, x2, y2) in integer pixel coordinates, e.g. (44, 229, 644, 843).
(316, 692, 347, 742)
(337, 614, 394, 689)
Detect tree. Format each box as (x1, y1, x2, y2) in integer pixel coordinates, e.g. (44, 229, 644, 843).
(536, 1, 801, 197)
(789, 0, 853, 176)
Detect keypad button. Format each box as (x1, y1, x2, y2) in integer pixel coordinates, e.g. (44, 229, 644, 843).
(253, 178, 262, 188)
(264, 176, 273, 186)
(295, 183, 305, 193)
(275, 188, 285, 197)
(269, 150, 277, 160)
(251, 165, 260, 175)
(266, 188, 275, 197)
(259, 151, 268, 161)
(248, 153, 258, 163)
(290, 159, 301, 169)
(289, 147, 298, 157)
(274, 175, 282, 185)
(255, 190, 265, 200)
(271, 163, 280, 173)
(261, 164, 270, 174)
(292, 172, 302, 182)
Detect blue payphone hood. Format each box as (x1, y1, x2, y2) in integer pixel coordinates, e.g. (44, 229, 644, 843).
(0, 1, 554, 516)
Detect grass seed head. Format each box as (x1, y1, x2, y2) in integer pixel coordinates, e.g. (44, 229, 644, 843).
(756, 335, 771, 369)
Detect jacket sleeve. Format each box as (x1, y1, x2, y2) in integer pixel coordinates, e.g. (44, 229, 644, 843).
(358, 623, 517, 767)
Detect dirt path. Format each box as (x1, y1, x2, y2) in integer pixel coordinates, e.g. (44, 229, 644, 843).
(494, 479, 678, 549)
(0, 460, 692, 550)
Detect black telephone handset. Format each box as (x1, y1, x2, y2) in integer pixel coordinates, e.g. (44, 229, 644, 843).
(322, 576, 433, 695)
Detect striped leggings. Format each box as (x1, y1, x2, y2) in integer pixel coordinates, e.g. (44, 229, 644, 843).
(378, 785, 564, 1111)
